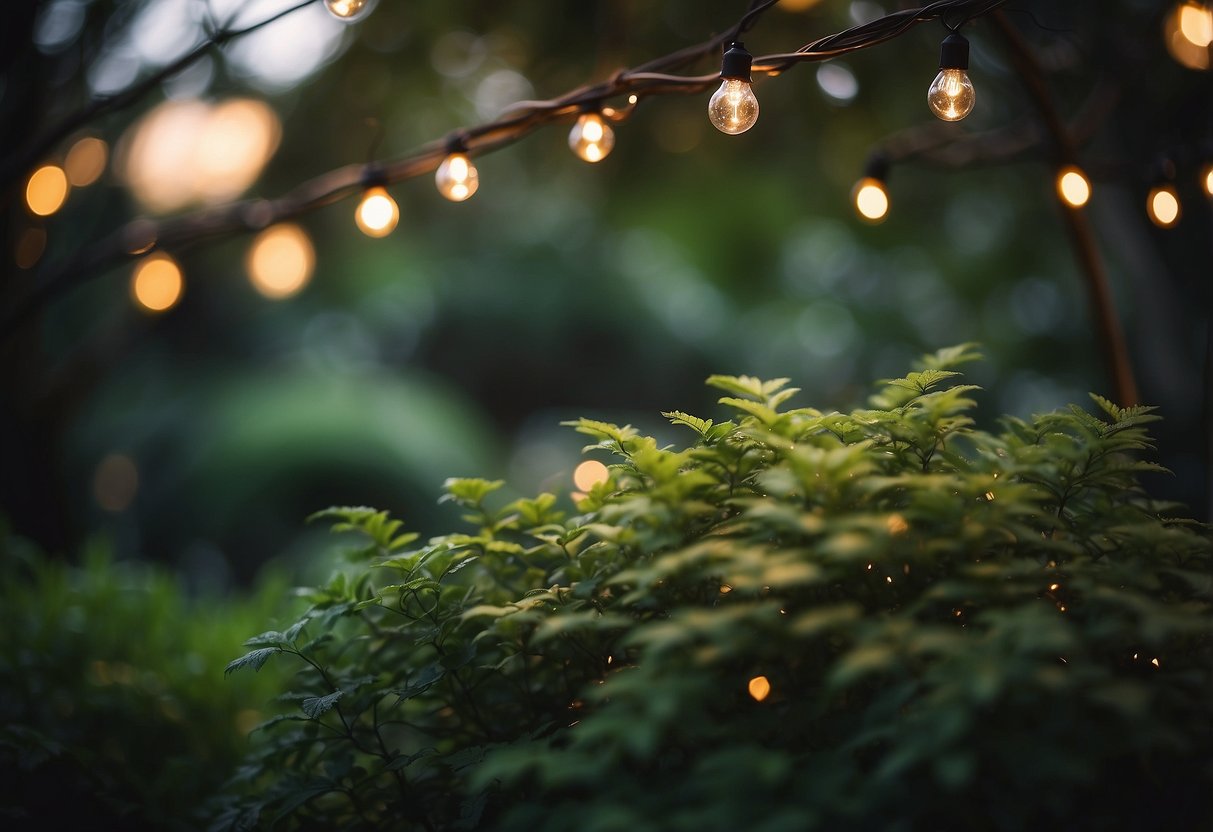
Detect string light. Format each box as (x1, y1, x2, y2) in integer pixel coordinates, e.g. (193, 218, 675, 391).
(747, 675, 771, 702)
(1147, 184, 1182, 227)
(853, 154, 890, 223)
(436, 142, 479, 202)
(25, 164, 69, 217)
(246, 223, 315, 299)
(64, 137, 108, 187)
(324, 0, 376, 22)
(928, 32, 976, 122)
(1178, 2, 1213, 47)
(568, 109, 615, 163)
(1056, 166, 1091, 208)
(1201, 162, 1213, 197)
(708, 42, 759, 135)
(355, 186, 399, 237)
(131, 253, 184, 313)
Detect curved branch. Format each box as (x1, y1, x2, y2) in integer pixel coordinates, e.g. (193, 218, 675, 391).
(3, 0, 1009, 337)
(0, 0, 320, 191)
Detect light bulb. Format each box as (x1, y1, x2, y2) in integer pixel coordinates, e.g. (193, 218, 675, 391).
(355, 187, 399, 237)
(852, 177, 889, 223)
(1056, 166, 1091, 208)
(435, 152, 479, 202)
(324, 0, 376, 22)
(569, 112, 615, 163)
(1147, 184, 1182, 228)
(131, 253, 184, 313)
(928, 33, 975, 122)
(1202, 163, 1213, 197)
(708, 42, 759, 135)
(1177, 2, 1213, 47)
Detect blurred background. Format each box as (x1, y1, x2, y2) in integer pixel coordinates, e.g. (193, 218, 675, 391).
(2, 0, 1210, 588)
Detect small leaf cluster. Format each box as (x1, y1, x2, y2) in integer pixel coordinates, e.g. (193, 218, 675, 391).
(220, 346, 1213, 831)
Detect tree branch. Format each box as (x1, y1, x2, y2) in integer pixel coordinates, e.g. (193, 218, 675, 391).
(3, 0, 1009, 337)
(0, 0, 320, 192)
(991, 10, 1138, 406)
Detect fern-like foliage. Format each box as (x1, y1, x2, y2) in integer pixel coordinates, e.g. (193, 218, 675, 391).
(216, 348, 1212, 832)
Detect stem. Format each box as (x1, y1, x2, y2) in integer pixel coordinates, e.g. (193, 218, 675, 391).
(991, 11, 1138, 407)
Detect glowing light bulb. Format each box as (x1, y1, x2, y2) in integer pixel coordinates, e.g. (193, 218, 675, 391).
(247, 223, 314, 299)
(708, 42, 759, 135)
(355, 187, 399, 237)
(1178, 2, 1213, 47)
(1056, 166, 1091, 208)
(25, 164, 69, 217)
(748, 675, 771, 702)
(131, 253, 184, 313)
(1147, 184, 1182, 228)
(853, 177, 889, 222)
(324, 0, 376, 22)
(436, 152, 479, 202)
(928, 33, 975, 122)
(1202, 163, 1213, 197)
(568, 112, 615, 163)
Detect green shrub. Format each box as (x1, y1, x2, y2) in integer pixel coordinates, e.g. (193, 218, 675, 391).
(219, 345, 1212, 831)
(0, 537, 289, 830)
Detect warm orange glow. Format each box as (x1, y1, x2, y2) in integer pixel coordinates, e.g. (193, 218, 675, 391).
(853, 177, 889, 222)
(985, 491, 995, 501)
(569, 113, 615, 163)
(15, 227, 47, 270)
(1165, 3, 1212, 69)
(1179, 2, 1213, 46)
(131, 253, 184, 313)
(325, 0, 374, 20)
(1147, 185, 1182, 227)
(1151, 657, 1161, 668)
(720, 584, 733, 594)
(247, 223, 315, 299)
(94, 453, 139, 512)
(573, 460, 610, 491)
(25, 165, 69, 217)
(119, 99, 281, 213)
(355, 187, 400, 237)
(748, 675, 771, 702)
(886, 514, 909, 535)
(1049, 583, 1061, 592)
(436, 153, 479, 201)
(1202, 163, 1213, 197)
(65, 137, 108, 187)
(779, 0, 824, 10)
(1056, 167, 1091, 207)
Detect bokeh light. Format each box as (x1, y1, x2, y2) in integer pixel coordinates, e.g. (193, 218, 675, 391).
(94, 453, 139, 512)
(573, 460, 609, 492)
(355, 187, 400, 237)
(436, 153, 479, 202)
(246, 223, 315, 299)
(118, 98, 281, 213)
(131, 253, 185, 312)
(1165, 2, 1212, 69)
(1202, 163, 1213, 197)
(15, 227, 48, 270)
(852, 177, 889, 222)
(64, 136, 108, 187)
(25, 164, 69, 217)
(1147, 185, 1181, 227)
(748, 675, 772, 702)
(324, 0, 376, 22)
(1056, 167, 1091, 208)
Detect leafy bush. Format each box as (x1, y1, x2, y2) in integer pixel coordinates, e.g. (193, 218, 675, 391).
(0, 536, 289, 830)
(220, 346, 1212, 831)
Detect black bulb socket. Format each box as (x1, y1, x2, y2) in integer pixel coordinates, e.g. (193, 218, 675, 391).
(361, 164, 387, 189)
(938, 33, 969, 70)
(720, 41, 753, 82)
(863, 153, 891, 183)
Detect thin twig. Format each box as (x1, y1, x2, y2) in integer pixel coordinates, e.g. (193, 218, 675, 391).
(3, 0, 1008, 337)
(991, 11, 1138, 406)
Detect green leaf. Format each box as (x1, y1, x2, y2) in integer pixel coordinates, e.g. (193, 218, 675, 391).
(301, 690, 344, 719)
(224, 646, 282, 676)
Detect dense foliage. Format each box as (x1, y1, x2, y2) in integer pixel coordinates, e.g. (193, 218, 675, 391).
(218, 345, 1212, 830)
(0, 536, 288, 830)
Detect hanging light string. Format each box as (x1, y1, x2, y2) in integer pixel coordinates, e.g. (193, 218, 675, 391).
(5, 0, 1014, 333)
